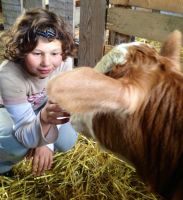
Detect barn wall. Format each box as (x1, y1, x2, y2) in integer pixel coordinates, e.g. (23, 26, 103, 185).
(23, 0, 44, 9)
(110, 0, 183, 14)
(107, 7, 183, 43)
(78, 0, 183, 67)
(1, 0, 22, 29)
(1, 0, 77, 33)
(49, 0, 74, 34)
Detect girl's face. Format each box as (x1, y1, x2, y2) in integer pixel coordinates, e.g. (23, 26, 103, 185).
(24, 38, 63, 78)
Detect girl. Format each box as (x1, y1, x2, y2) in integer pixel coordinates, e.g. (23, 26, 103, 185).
(0, 8, 78, 176)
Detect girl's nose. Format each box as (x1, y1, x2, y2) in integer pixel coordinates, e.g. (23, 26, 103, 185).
(41, 54, 51, 66)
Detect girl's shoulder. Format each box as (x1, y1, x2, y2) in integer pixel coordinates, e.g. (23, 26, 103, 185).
(0, 60, 28, 103)
(0, 60, 24, 77)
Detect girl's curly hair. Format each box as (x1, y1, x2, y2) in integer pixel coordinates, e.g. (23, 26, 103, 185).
(0, 8, 74, 62)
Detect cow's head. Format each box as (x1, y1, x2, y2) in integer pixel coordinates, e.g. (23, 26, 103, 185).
(47, 30, 182, 115)
(47, 30, 183, 200)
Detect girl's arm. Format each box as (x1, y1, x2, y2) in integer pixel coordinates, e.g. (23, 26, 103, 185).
(5, 102, 58, 148)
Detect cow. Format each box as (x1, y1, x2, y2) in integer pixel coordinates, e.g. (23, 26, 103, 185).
(47, 30, 183, 200)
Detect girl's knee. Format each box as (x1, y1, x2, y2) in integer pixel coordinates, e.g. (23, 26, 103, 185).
(0, 108, 14, 135)
(0, 135, 28, 161)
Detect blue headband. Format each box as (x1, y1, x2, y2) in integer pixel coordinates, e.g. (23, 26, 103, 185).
(36, 28, 56, 38)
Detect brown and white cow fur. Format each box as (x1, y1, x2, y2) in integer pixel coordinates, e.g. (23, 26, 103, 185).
(47, 30, 183, 200)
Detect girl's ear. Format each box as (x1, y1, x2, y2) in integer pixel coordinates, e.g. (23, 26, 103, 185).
(160, 30, 182, 64)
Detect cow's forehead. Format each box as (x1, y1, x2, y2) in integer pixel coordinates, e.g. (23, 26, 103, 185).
(111, 42, 144, 65)
(115, 42, 143, 51)
(95, 42, 152, 74)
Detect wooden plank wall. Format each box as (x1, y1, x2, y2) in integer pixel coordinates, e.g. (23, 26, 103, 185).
(49, 0, 75, 34)
(1, 0, 22, 29)
(110, 0, 183, 14)
(107, 7, 183, 43)
(23, 0, 44, 9)
(78, 0, 106, 67)
(1, 0, 45, 29)
(1, 0, 76, 32)
(49, 0, 80, 35)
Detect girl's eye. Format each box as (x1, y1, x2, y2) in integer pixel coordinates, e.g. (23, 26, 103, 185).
(52, 52, 61, 56)
(32, 52, 41, 56)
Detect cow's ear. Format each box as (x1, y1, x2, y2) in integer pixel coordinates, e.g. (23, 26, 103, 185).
(160, 30, 182, 64)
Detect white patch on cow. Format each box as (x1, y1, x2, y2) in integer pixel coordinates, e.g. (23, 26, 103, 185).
(95, 42, 143, 74)
(115, 42, 142, 50)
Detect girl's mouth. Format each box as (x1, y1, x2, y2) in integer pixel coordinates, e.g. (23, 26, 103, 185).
(38, 69, 52, 74)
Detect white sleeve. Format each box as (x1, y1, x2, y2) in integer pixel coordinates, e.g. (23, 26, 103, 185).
(5, 103, 58, 148)
(61, 56, 73, 71)
(46, 143, 54, 151)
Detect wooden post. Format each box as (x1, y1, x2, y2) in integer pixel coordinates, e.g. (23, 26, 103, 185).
(78, 0, 107, 67)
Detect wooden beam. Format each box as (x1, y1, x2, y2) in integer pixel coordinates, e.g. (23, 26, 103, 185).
(78, 0, 106, 67)
(107, 7, 183, 44)
(110, 0, 129, 6)
(110, 0, 183, 14)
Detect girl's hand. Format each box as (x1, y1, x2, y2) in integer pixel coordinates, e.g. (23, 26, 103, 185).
(41, 100, 70, 125)
(31, 146, 53, 176)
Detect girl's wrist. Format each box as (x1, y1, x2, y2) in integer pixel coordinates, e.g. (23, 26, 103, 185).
(40, 110, 48, 124)
(40, 110, 51, 136)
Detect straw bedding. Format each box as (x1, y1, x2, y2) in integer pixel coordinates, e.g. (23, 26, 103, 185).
(0, 135, 161, 200)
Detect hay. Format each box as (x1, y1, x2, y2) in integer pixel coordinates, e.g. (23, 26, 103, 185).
(0, 135, 161, 200)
